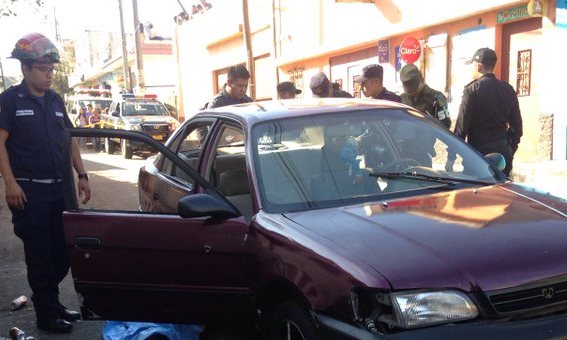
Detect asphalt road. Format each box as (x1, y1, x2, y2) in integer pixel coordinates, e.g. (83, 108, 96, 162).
(0, 148, 146, 339)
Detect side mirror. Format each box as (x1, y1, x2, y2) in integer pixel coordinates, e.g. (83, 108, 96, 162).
(111, 111, 119, 117)
(178, 193, 238, 219)
(484, 153, 506, 172)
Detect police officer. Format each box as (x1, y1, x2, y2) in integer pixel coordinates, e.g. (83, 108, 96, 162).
(454, 48, 523, 176)
(354, 64, 401, 102)
(277, 81, 302, 99)
(400, 64, 451, 129)
(205, 65, 253, 109)
(0, 33, 91, 333)
(310, 72, 353, 98)
(399, 64, 451, 167)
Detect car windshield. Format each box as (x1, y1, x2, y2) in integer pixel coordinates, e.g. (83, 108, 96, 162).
(123, 100, 169, 116)
(252, 108, 504, 213)
(79, 99, 112, 110)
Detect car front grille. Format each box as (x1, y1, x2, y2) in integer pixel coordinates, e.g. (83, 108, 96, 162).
(141, 124, 169, 134)
(487, 279, 567, 314)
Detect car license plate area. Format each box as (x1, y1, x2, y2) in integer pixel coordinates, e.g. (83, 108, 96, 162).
(152, 134, 164, 141)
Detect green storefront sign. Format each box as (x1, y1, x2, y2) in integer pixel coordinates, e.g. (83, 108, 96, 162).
(497, 5, 529, 23)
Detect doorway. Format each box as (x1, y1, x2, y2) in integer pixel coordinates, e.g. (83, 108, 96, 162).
(502, 17, 543, 162)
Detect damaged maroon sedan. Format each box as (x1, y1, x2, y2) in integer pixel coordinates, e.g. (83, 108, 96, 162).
(62, 99, 567, 339)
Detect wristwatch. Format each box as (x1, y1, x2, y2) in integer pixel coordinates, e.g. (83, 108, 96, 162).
(78, 173, 89, 181)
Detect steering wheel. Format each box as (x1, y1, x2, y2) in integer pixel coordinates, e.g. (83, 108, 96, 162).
(381, 157, 421, 172)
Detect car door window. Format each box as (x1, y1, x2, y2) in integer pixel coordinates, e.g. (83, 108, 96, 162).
(161, 122, 212, 185)
(207, 124, 253, 221)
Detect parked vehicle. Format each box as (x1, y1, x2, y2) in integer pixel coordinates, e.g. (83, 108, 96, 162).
(63, 99, 567, 339)
(101, 93, 179, 158)
(66, 88, 112, 126)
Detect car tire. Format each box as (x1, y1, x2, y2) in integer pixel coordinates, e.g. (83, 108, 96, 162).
(121, 139, 133, 159)
(105, 138, 116, 154)
(271, 301, 317, 340)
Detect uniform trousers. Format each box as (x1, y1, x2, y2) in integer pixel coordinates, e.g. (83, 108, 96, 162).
(472, 139, 514, 176)
(10, 181, 69, 321)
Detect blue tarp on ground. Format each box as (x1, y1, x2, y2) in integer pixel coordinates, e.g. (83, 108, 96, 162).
(103, 321, 202, 340)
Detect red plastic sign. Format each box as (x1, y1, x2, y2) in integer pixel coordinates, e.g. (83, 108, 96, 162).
(400, 37, 421, 64)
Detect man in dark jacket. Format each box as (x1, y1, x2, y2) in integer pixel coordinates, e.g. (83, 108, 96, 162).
(354, 64, 400, 102)
(310, 72, 353, 98)
(205, 65, 253, 109)
(454, 48, 523, 176)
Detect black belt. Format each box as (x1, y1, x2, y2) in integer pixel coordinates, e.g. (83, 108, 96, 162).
(15, 178, 63, 184)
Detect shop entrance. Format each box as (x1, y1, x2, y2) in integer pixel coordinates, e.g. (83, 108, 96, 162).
(502, 17, 543, 162)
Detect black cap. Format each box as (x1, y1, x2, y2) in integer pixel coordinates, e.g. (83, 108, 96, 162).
(310, 72, 330, 97)
(466, 48, 497, 65)
(399, 64, 422, 83)
(354, 64, 383, 83)
(277, 81, 302, 94)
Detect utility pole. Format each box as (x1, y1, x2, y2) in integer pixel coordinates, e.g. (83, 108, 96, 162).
(271, 0, 279, 98)
(53, 7, 61, 43)
(242, 0, 255, 99)
(118, 0, 132, 92)
(132, 0, 145, 92)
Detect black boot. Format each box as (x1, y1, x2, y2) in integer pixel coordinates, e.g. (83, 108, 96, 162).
(58, 303, 81, 322)
(37, 317, 73, 333)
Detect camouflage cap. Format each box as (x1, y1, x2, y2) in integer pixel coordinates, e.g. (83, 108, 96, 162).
(399, 64, 422, 83)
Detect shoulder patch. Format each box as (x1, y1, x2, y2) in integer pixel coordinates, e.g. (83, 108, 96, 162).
(465, 79, 477, 87)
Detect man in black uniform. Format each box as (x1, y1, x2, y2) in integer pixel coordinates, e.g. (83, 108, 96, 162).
(454, 48, 522, 176)
(310, 72, 353, 98)
(205, 65, 253, 109)
(399, 64, 451, 167)
(354, 64, 401, 102)
(0, 33, 91, 334)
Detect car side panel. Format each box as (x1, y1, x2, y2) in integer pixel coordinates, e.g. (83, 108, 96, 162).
(64, 207, 255, 324)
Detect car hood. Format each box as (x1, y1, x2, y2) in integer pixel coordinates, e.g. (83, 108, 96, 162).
(284, 184, 567, 292)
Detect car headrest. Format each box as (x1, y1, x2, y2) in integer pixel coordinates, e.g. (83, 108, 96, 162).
(219, 170, 250, 196)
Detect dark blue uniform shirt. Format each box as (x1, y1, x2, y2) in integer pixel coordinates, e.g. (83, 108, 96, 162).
(206, 85, 253, 109)
(0, 82, 73, 180)
(372, 87, 401, 103)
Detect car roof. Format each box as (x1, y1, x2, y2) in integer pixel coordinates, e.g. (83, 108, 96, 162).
(196, 98, 414, 125)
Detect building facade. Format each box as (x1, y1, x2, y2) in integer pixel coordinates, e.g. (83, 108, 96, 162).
(69, 30, 178, 109)
(176, 0, 565, 162)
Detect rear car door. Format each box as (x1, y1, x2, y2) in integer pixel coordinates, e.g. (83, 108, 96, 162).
(62, 128, 255, 325)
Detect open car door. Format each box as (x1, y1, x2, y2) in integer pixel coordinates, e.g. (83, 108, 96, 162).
(62, 128, 255, 326)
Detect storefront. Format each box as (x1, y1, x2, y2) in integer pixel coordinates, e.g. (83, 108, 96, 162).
(281, 0, 556, 163)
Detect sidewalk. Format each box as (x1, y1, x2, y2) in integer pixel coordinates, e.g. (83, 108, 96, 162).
(510, 160, 567, 199)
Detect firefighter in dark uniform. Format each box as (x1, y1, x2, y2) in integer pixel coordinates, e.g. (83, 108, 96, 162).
(310, 72, 353, 98)
(399, 64, 451, 167)
(354, 64, 401, 102)
(454, 48, 522, 176)
(0, 33, 91, 334)
(204, 65, 253, 109)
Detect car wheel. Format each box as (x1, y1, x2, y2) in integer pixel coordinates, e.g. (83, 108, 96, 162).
(105, 138, 116, 154)
(271, 301, 317, 340)
(121, 139, 133, 159)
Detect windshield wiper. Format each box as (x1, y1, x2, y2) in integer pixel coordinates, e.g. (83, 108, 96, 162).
(369, 171, 494, 186)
